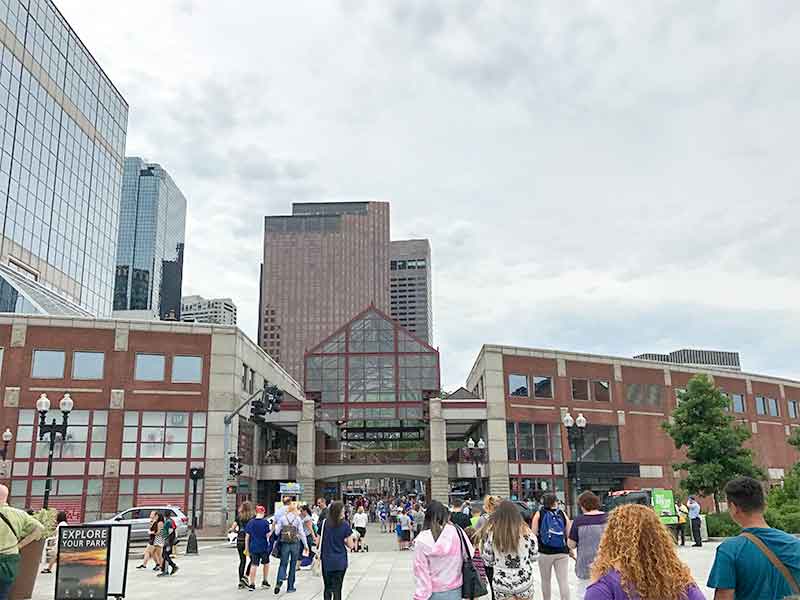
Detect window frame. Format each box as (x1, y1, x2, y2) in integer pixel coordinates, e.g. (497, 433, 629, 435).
(508, 373, 529, 398)
(755, 396, 767, 415)
(532, 375, 553, 399)
(31, 349, 66, 379)
(72, 350, 105, 380)
(134, 353, 166, 382)
(731, 393, 746, 414)
(571, 378, 589, 401)
(767, 397, 780, 417)
(171, 355, 203, 384)
(789, 400, 799, 420)
(593, 379, 611, 402)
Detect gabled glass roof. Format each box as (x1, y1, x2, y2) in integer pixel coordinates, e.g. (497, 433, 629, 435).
(0, 264, 93, 317)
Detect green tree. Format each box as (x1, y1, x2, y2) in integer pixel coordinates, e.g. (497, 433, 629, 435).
(662, 374, 765, 512)
(789, 428, 800, 454)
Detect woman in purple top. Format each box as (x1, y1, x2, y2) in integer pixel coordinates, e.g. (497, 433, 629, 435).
(585, 504, 705, 600)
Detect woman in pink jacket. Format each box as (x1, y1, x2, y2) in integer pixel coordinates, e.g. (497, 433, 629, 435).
(413, 501, 474, 600)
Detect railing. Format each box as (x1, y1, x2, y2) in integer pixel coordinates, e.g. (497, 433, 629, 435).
(261, 448, 297, 465)
(316, 448, 431, 465)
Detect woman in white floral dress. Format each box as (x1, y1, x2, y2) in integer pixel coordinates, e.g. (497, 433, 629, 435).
(481, 500, 538, 600)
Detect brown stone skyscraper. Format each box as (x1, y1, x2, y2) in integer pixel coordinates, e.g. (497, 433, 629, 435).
(260, 202, 390, 381)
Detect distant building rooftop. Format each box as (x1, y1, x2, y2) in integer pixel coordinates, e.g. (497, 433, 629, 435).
(633, 349, 741, 371)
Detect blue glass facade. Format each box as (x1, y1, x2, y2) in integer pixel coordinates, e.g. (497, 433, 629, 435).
(0, 0, 128, 316)
(113, 158, 186, 319)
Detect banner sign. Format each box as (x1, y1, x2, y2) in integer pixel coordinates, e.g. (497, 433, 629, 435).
(279, 482, 303, 495)
(55, 525, 111, 600)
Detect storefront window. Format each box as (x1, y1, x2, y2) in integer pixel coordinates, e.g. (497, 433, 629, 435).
(122, 411, 205, 459)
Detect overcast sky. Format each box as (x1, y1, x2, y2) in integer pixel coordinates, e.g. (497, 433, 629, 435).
(58, 1, 800, 390)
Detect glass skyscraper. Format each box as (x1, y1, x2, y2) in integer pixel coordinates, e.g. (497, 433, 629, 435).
(113, 157, 186, 320)
(0, 0, 128, 316)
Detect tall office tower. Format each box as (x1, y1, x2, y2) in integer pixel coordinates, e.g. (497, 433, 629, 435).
(260, 202, 390, 381)
(0, 0, 128, 316)
(390, 239, 433, 343)
(113, 158, 186, 320)
(181, 295, 237, 326)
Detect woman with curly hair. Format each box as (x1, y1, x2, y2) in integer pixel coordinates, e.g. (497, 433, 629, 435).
(481, 500, 538, 600)
(585, 504, 705, 600)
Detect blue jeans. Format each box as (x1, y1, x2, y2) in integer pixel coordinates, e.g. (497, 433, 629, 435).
(276, 541, 302, 590)
(429, 589, 461, 600)
(0, 579, 12, 600)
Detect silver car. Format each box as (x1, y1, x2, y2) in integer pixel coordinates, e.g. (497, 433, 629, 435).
(90, 506, 189, 542)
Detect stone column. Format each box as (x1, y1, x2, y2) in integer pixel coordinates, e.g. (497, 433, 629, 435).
(484, 349, 511, 497)
(296, 400, 316, 505)
(429, 397, 449, 503)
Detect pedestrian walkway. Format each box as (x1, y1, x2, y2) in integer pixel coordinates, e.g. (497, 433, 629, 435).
(30, 524, 720, 599)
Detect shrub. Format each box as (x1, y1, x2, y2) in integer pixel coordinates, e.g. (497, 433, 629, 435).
(705, 512, 740, 537)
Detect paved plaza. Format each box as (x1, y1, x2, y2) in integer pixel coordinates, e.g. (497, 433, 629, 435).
(31, 525, 721, 599)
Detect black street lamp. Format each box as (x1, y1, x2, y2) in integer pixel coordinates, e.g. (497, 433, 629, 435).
(562, 411, 587, 516)
(0, 428, 12, 460)
(464, 437, 487, 499)
(36, 393, 73, 509)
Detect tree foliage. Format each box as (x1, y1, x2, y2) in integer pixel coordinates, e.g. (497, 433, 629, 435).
(789, 428, 800, 454)
(662, 374, 765, 511)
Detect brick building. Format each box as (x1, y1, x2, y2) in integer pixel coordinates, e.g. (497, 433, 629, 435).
(0, 314, 304, 531)
(465, 345, 800, 507)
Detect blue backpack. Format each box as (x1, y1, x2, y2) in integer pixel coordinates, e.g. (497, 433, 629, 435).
(539, 509, 567, 549)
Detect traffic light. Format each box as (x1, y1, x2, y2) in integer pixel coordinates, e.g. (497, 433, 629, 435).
(250, 396, 267, 424)
(266, 385, 283, 414)
(228, 455, 242, 478)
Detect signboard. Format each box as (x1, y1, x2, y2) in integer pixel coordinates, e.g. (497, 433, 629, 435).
(238, 417, 255, 464)
(652, 489, 678, 526)
(55, 525, 111, 600)
(279, 482, 303, 495)
(107, 525, 131, 598)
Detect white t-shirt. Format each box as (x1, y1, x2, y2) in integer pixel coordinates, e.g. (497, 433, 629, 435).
(353, 513, 368, 528)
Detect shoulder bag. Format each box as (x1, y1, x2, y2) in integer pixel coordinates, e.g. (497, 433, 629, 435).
(739, 532, 800, 595)
(311, 519, 325, 577)
(454, 524, 488, 600)
(0, 511, 21, 584)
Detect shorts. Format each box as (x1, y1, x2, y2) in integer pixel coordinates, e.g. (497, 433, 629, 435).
(401, 530, 411, 542)
(154, 534, 164, 547)
(355, 527, 366, 539)
(250, 551, 269, 566)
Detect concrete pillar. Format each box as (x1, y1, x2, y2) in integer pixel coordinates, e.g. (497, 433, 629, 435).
(429, 397, 449, 503)
(297, 400, 316, 505)
(484, 349, 510, 497)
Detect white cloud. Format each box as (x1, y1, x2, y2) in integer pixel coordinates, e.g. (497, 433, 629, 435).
(57, 0, 800, 388)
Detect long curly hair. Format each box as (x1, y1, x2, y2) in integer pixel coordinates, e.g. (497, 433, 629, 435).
(591, 504, 696, 600)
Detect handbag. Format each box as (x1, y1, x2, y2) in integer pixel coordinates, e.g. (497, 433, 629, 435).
(740, 532, 800, 594)
(0, 512, 20, 584)
(454, 525, 488, 600)
(311, 520, 325, 577)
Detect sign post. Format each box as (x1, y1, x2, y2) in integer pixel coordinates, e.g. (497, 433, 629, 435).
(55, 525, 111, 600)
(186, 467, 205, 555)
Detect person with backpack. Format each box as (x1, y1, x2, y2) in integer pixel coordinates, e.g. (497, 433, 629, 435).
(413, 500, 473, 600)
(708, 476, 800, 600)
(530, 494, 571, 600)
(273, 501, 308, 595)
(481, 500, 538, 600)
(157, 511, 179, 577)
(585, 503, 704, 600)
(0, 484, 44, 600)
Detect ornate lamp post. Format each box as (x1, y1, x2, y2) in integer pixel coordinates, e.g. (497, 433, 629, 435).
(36, 393, 73, 509)
(562, 412, 587, 515)
(464, 437, 487, 498)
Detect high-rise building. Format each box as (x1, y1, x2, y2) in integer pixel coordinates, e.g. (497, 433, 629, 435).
(113, 158, 186, 320)
(390, 239, 432, 343)
(0, 0, 128, 315)
(260, 201, 390, 381)
(181, 295, 237, 326)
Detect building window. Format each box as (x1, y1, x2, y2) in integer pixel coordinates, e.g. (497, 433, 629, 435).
(31, 350, 65, 379)
(171, 356, 202, 383)
(756, 396, 767, 415)
(731, 394, 746, 413)
(135, 354, 165, 381)
(122, 411, 201, 459)
(14, 410, 106, 460)
(72, 351, 105, 380)
(580, 425, 620, 462)
(533, 376, 553, 399)
(593, 380, 611, 402)
(571, 379, 589, 401)
(768, 397, 780, 417)
(509, 374, 528, 397)
(789, 400, 799, 420)
(507, 422, 516, 461)
(508, 423, 561, 462)
(625, 383, 663, 408)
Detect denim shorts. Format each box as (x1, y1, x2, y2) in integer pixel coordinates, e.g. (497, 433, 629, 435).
(429, 588, 461, 600)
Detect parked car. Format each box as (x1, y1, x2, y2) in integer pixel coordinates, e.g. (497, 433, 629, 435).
(89, 506, 189, 542)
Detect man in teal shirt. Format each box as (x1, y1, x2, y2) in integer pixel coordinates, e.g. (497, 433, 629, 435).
(708, 476, 800, 599)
